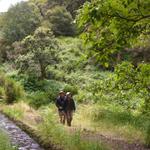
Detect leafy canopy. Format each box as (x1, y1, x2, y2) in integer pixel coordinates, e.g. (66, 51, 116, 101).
(1, 2, 42, 43)
(77, 0, 150, 67)
(46, 6, 76, 36)
(16, 27, 59, 79)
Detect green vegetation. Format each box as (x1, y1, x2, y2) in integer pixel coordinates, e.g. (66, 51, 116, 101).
(16, 27, 60, 79)
(1, 1, 41, 43)
(0, 0, 149, 149)
(37, 107, 108, 150)
(0, 72, 24, 104)
(0, 129, 16, 150)
(77, 0, 150, 67)
(2, 102, 108, 150)
(46, 6, 76, 36)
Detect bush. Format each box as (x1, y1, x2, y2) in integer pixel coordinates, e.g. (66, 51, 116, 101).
(19, 75, 39, 92)
(114, 61, 136, 90)
(36, 80, 62, 102)
(4, 79, 24, 104)
(46, 66, 65, 81)
(75, 90, 87, 103)
(136, 63, 150, 113)
(63, 84, 78, 95)
(28, 91, 49, 109)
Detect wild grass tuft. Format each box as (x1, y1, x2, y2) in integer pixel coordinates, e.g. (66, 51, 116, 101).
(73, 104, 149, 143)
(37, 108, 108, 150)
(0, 129, 16, 150)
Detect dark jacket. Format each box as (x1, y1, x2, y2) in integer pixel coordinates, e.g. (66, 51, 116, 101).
(64, 98, 76, 112)
(55, 96, 66, 111)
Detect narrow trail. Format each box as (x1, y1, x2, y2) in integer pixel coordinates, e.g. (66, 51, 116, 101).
(0, 113, 44, 150)
(82, 130, 150, 150)
(69, 127, 150, 150)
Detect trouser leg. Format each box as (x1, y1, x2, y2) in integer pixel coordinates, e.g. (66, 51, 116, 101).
(59, 111, 62, 123)
(59, 111, 65, 124)
(62, 112, 66, 125)
(67, 112, 70, 126)
(67, 111, 73, 126)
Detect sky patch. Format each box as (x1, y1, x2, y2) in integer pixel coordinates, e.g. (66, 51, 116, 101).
(0, 0, 28, 12)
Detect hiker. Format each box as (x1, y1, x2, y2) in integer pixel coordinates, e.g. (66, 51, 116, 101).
(55, 91, 66, 124)
(65, 92, 76, 127)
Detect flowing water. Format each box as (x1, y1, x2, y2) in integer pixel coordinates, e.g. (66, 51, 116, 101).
(0, 113, 44, 150)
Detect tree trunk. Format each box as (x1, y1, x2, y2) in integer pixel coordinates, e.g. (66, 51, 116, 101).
(39, 62, 46, 80)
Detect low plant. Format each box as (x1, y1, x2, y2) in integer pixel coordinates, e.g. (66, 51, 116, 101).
(63, 84, 78, 95)
(0, 129, 16, 150)
(3, 106, 24, 120)
(4, 79, 24, 104)
(28, 91, 49, 109)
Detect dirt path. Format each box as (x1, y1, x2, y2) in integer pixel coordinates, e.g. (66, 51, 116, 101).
(68, 127, 150, 150)
(0, 113, 44, 150)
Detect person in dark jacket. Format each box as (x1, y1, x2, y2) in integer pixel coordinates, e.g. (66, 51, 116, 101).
(55, 91, 66, 124)
(65, 92, 76, 127)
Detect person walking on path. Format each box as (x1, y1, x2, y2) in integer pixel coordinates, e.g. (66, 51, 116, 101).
(65, 92, 76, 127)
(55, 91, 66, 124)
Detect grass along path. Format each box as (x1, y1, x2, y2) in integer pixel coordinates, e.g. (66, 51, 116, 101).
(0, 102, 108, 150)
(0, 102, 149, 150)
(0, 129, 15, 150)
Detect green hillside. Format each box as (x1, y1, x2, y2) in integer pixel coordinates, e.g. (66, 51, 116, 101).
(0, 0, 149, 149)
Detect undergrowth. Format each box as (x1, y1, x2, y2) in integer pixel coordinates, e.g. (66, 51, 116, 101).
(0, 129, 16, 150)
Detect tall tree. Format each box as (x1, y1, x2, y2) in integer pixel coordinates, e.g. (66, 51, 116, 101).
(1, 2, 42, 43)
(16, 27, 60, 79)
(46, 6, 76, 36)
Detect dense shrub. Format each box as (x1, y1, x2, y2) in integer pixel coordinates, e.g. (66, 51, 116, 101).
(46, 6, 76, 36)
(28, 91, 49, 109)
(75, 90, 94, 103)
(4, 79, 24, 104)
(63, 84, 78, 95)
(115, 62, 150, 113)
(46, 66, 65, 81)
(114, 61, 136, 90)
(11, 71, 64, 103)
(43, 80, 62, 102)
(26, 79, 63, 108)
(19, 75, 61, 93)
(84, 62, 150, 113)
(21, 75, 39, 91)
(136, 64, 150, 113)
